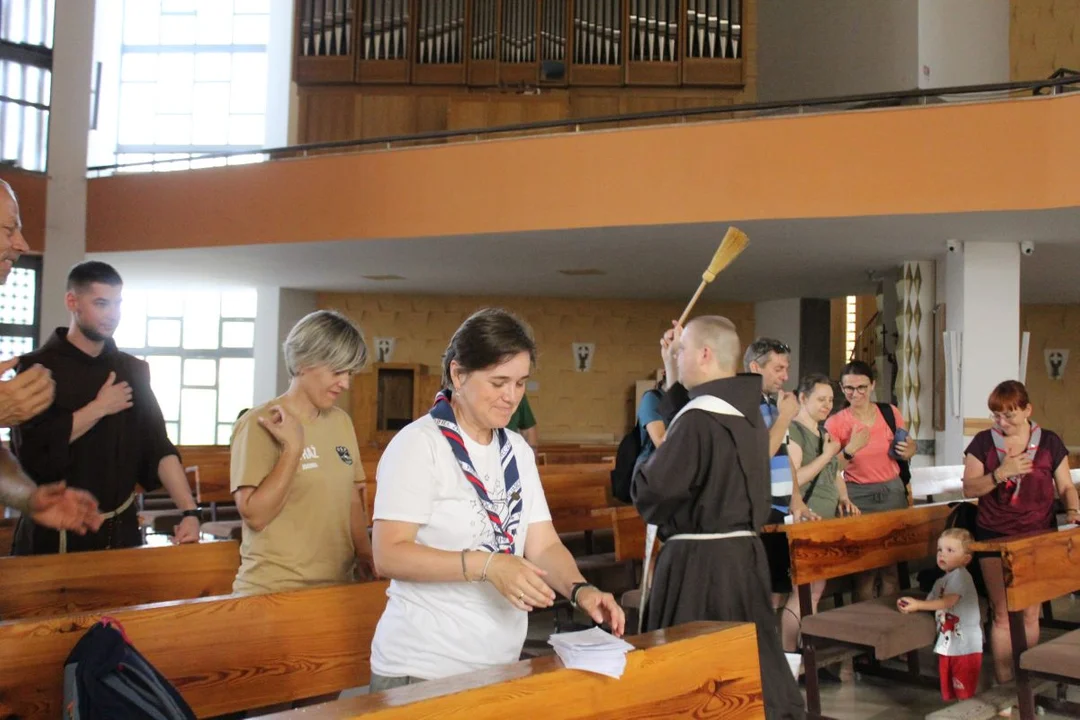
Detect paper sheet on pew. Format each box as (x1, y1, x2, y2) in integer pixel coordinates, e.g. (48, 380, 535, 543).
(548, 627, 636, 679)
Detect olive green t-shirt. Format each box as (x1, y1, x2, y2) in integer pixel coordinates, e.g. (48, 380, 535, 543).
(506, 394, 537, 432)
(230, 400, 364, 596)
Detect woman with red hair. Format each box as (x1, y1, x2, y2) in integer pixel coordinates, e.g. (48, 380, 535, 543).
(962, 380, 1080, 683)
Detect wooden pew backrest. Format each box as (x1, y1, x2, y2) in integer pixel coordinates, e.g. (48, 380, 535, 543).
(972, 526, 1080, 611)
(0, 580, 391, 720)
(259, 621, 762, 719)
(781, 503, 953, 585)
(178, 445, 233, 505)
(0, 540, 240, 620)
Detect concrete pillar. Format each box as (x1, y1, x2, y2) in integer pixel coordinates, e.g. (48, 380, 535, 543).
(40, 2, 96, 342)
(941, 242, 1021, 464)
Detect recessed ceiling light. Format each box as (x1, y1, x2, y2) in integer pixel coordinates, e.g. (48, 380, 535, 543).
(557, 268, 606, 276)
(362, 274, 406, 281)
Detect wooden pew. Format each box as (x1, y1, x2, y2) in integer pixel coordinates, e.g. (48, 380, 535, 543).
(0, 580, 390, 719)
(972, 526, 1080, 720)
(766, 503, 954, 714)
(0, 517, 15, 555)
(255, 621, 764, 719)
(0, 540, 240, 620)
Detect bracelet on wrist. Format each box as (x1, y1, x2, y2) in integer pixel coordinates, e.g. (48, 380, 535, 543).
(460, 550, 471, 582)
(841, 448, 855, 461)
(480, 551, 497, 582)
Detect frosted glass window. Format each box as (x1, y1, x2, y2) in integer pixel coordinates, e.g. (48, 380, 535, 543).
(229, 54, 266, 113)
(0, 267, 36, 325)
(180, 388, 217, 444)
(148, 318, 182, 347)
(147, 291, 184, 317)
(232, 14, 269, 44)
(217, 423, 235, 445)
(147, 355, 182, 422)
(235, 0, 270, 13)
(118, 83, 156, 145)
(197, 0, 234, 44)
(183, 358, 217, 386)
(221, 321, 254, 348)
(228, 114, 263, 145)
(165, 422, 179, 444)
(195, 53, 231, 82)
(121, 53, 160, 82)
(114, 292, 148, 349)
(182, 292, 220, 349)
(218, 358, 254, 422)
(155, 114, 192, 145)
(221, 289, 257, 318)
(159, 13, 198, 45)
(124, 2, 162, 46)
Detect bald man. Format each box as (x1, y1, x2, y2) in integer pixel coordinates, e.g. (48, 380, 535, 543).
(0, 180, 102, 537)
(632, 316, 805, 720)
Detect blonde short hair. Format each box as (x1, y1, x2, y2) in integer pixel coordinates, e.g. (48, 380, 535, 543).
(686, 315, 741, 373)
(940, 527, 974, 554)
(284, 310, 368, 377)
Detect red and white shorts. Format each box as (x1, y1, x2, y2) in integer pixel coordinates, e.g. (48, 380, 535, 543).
(939, 652, 982, 701)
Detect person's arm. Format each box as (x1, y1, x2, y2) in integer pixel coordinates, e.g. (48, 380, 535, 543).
(1052, 457, 1080, 522)
(767, 391, 798, 457)
(524, 521, 626, 635)
(233, 406, 304, 531)
(787, 438, 834, 487)
(644, 420, 666, 447)
(961, 454, 997, 499)
(350, 484, 375, 579)
(898, 594, 960, 613)
(0, 447, 35, 512)
(0, 447, 103, 533)
(373, 519, 556, 612)
(70, 372, 132, 443)
(157, 454, 200, 543)
(0, 359, 54, 428)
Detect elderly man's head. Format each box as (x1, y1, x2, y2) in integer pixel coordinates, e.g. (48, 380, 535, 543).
(0, 180, 29, 284)
(674, 316, 741, 389)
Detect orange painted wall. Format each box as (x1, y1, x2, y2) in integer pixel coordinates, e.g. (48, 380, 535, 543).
(1, 170, 46, 253)
(86, 94, 1080, 253)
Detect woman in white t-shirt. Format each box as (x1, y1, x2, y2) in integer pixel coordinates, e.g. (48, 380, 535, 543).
(369, 308, 625, 691)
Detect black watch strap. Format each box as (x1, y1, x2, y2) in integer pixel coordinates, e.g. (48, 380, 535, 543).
(841, 448, 854, 461)
(570, 582, 594, 607)
(181, 509, 201, 518)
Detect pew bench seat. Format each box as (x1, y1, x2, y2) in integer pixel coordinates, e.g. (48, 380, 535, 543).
(801, 593, 936, 661)
(1020, 629, 1080, 680)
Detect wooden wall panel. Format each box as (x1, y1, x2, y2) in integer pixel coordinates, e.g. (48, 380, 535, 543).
(359, 95, 419, 139)
(299, 90, 358, 144)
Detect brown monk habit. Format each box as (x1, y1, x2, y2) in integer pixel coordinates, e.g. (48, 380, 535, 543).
(632, 374, 805, 720)
(11, 329, 179, 554)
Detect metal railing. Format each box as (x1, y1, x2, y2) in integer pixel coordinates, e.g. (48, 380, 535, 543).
(86, 71, 1080, 177)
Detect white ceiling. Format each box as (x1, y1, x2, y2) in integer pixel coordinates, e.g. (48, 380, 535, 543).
(95, 207, 1080, 304)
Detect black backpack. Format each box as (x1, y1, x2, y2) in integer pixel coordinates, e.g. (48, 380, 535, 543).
(876, 402, 911, 486)
(611, 390, 659, 503)
(63, 618, 196, 720)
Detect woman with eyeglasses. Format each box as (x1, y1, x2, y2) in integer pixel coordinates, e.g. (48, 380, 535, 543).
(962, 380, 1078, 684)
(824, 360, 915, 600)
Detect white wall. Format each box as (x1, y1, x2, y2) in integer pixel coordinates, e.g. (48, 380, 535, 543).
(276, 289, 319, 394)
(753, 299, 801, 389)
(917, 0, 1010, 89)
(758, 0, 920, 102)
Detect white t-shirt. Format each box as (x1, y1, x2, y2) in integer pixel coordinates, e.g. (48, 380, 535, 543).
(370, 415, 552, 680)
(929, 567, 983, 656)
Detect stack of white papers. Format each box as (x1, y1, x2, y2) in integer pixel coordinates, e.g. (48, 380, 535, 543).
(548, 627, 636, 679)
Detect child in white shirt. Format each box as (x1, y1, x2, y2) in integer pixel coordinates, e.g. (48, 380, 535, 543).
(898, 528, 983, 701)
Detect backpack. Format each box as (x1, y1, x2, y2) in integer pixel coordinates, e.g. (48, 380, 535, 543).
(63, 618, 196, 720)
(876, 402, 911, 486)
(611, 390, 660, 503)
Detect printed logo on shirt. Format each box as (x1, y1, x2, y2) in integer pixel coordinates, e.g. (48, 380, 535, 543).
(336, 446, 353, 465)
(300, 445, 320, 471)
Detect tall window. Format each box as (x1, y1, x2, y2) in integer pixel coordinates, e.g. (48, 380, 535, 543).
(0, 0, 54, 172)
(108, 0, 272, 170)
(114, 289, 256, 445)
(0, 255, 42, 441)
(844, 295, 857, 361)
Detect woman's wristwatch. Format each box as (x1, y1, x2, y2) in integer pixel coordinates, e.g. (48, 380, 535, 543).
(841, 447, 855, 461)
(569, 582, 596, 608)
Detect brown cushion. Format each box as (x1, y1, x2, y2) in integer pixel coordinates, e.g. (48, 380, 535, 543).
(800, 592, 936, 660)
(1020, 629, 1080, 678)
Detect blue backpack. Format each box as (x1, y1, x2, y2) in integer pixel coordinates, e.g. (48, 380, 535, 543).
(63, 618, 196, 720)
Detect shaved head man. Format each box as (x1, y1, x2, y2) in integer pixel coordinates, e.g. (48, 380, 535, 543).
(633, 315, 806, 719)
(0, 179, 102, 536)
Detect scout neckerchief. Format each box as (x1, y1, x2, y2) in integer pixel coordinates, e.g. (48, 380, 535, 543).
(430, 390, 523, 553)
(991, 421, 1040, 507)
